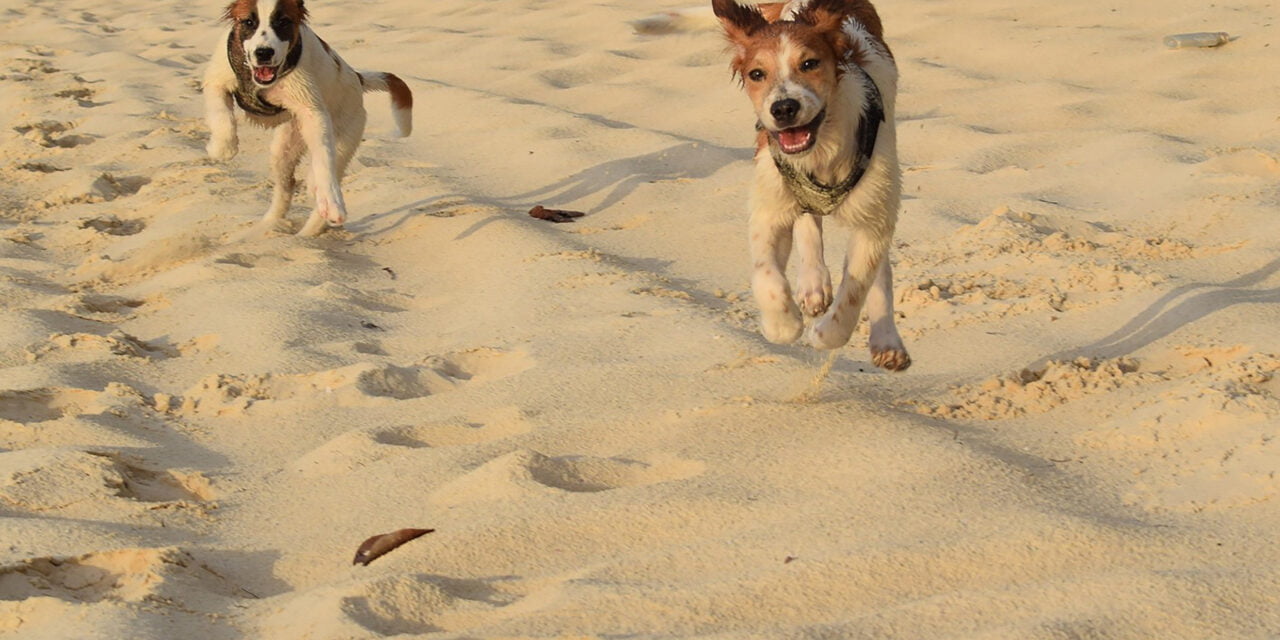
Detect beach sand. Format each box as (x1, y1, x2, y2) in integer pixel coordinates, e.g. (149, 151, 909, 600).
(1, 0, 1279, 637)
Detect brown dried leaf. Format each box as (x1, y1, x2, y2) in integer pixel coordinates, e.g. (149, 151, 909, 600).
(352, 528, 435, 566)
(528, 205, 586, 223)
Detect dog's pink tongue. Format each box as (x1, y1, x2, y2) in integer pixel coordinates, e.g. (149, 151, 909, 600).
(253, 66, 276, 83)
(777, 127, 812, 151)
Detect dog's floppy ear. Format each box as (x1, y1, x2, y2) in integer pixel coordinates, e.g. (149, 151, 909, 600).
(713, 0, 768, 81)
(712, 0, 768, 41)
(222, 0, 239, 22)
(795, 0, 850, 28)
(795, 0, 855, 60)
(222, 0, 252, 23)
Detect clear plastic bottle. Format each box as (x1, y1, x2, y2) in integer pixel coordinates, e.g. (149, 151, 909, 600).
(1163, 32, 1231, 49)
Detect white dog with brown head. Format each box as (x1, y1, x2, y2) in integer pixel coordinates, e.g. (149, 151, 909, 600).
(714, 0, 909, 370)
(203, 0, 412, 236)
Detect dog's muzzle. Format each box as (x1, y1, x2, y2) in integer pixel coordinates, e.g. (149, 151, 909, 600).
(250, 47, 282, 85)
(769, 109, 826, 155)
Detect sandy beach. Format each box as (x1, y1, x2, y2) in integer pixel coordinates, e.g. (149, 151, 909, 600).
(2, 0, 1279, 637)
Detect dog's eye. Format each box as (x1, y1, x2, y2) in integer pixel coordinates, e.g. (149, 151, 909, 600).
(242, 15, 258, 30)
(747, 69, 766, 82)
(272, 16, 292, 31)
(800, 58, 821, 72)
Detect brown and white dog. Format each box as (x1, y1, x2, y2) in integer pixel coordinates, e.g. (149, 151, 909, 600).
(714, 0, 909, 370)
(203, 0, 412, 236)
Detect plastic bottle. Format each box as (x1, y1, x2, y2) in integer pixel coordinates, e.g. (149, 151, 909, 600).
(1163, 32, 1230, 49)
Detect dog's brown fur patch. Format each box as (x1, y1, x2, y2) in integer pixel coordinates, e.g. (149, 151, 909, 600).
(223, 0, 309, 25)
(714, 0, 890, 82)
(384, 74, 413, 110)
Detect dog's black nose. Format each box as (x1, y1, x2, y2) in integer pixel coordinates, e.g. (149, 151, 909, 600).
(253, 47, 275, 64)
(770, 99, 801, 126)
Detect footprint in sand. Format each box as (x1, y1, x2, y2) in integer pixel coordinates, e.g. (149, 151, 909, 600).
(305, 281, 413, 313)
(13, 120, 94, 149)
(53, 86, 100, 108)
(429, 449, 704, 506)
(66, 293, 149, 319)
(175, 347, 534, 416)
(962, 142, 1039, 175)
(353, 340, 388, 356)
(212, 252, 259, 268)
(85, 174, 150, 201)
(410, 198, 487, 218)
(80, 215, 145, 236)
(289, 406, 532, 477)
(15, 162, 69, 174)
(209, 250, 304, 271)
(0, 547, 241, 606)
(27, 330, 176, 363)
(1, 57, 58, 81)
(340, 574, 524, 636)
(0, 387, 100, 424)
(36, 173, 151, 210)
(538, 62, 625, 90)
(0, 448, 213, 512)
(260, 572, 538, 638)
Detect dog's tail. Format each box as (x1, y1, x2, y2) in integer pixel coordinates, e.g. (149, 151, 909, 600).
(359, 71, 413, 137)
(629, 6, 718, 35)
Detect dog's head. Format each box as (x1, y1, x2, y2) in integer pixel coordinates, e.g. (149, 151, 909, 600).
(713, 0, 860, 155)
(224, 0, 308, 87)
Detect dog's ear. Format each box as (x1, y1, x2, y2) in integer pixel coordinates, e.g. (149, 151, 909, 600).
(795, 0, 849, 28)
(795, 0, 855, 60)
(712, 0, 768, 41)
(713, 0, 768, 81)
(222, 0, 241, 22)
(222, 0, 257, 23)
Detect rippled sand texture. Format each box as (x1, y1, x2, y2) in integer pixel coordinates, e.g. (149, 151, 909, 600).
(1, 0, 1278, 637)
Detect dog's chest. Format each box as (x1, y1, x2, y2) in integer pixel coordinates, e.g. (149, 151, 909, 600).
(225, 31, 297, 121)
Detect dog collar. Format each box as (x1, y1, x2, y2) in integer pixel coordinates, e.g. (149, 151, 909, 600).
(226, 32, 303, 117)
(767, 65, 885, 217)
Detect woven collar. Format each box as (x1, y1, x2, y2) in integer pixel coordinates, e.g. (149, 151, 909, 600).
(227, 31, 303, 117)
(767, 65, 885, 217)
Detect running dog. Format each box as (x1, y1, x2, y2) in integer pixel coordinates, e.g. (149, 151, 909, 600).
(203, 0, 412, 236)
(714, 0, 909, 370)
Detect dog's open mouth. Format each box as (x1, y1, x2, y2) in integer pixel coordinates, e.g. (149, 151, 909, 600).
(771, 110, 825, 155)
(252, 65, 279, 85)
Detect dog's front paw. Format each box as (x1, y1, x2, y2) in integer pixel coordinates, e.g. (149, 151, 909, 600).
(794, 269, 832, 317)
(206, 136, 239, 162)
(760, 306, 804, 344)
(807, 313, 856, 350)
(316, 186, 348, 227)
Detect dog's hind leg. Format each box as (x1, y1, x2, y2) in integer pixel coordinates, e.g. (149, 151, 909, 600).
(865, 257, 910, 370)
(808, 227, 889, 350)
(332, 109, 366, 184)
(750, 210, 804, 344)
(296, 189, 330, 238)
(264, 122, 305, 227)
(792, 213, 832, 317)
